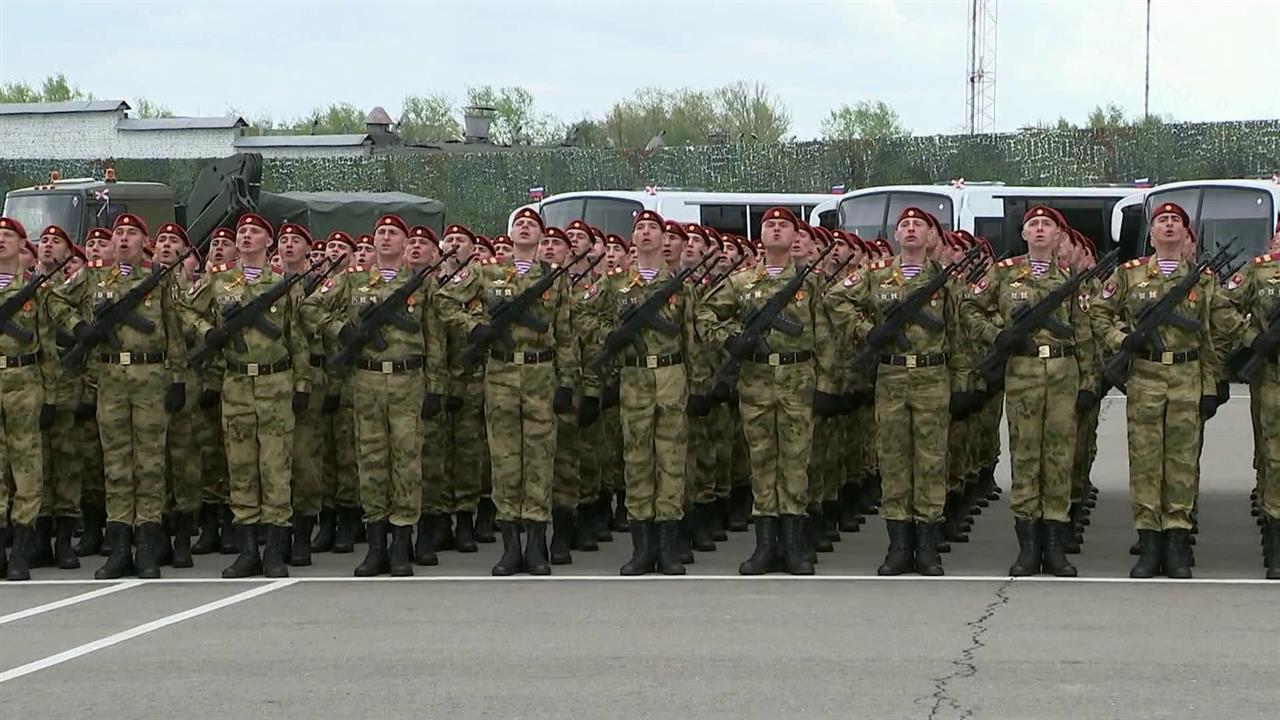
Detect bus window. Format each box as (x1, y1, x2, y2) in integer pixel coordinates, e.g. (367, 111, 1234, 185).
(701, 205, 748, 238)
(748, 204, 802, 241)
(973, 217, 1004, 254)
(816, 208, 839, 230)
(581, 197, 643, 237)
(1145, 186, 1274, 257)
(540, 198, 586, 231)
(839, 191, 952, 243)
(838, 193, 888, 239)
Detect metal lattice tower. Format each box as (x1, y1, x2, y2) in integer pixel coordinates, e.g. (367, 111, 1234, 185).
(965, 0, 997, 134)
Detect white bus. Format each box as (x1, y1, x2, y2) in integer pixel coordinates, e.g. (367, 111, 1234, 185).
(509, 189, 839, 241)
(831, 182, 1139, 258)
(1111, 179, 1278, 260)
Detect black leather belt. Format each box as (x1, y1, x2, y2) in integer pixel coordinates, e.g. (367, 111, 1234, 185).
(227, 358, 292, 376)
(309, 353, 326, 369)
(747, 350, 813, 366)
(1013, 344, 1075, 359)
(0, 352, 38, 369)
(99, 351, 166, 366)
(621, 352, 683, 368)
(489, 349, 555, 365)
(879, 352, 948, 368)
(356, 356, 425, 374)
(1141, 349, 1199, 365)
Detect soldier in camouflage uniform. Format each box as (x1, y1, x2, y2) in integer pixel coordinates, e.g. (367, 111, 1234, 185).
(1091, 202, 1223, 579)
(49, 213, 186, 580)
(962, 207, 1095, 576)
(598, 233, 632, 535)
(70, 227, 112, 558)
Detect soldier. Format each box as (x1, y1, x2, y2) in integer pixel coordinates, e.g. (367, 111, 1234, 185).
(698, 208, 837, 575)
(70, 227, 113, 558)
(353, 235, 375, 268)
(440, 208, 578, 576)
(1092, 202, 1222, 579)
(474, 236, 495, 264)
(680, 222, 724, 551)
(48, 213, 185, 580)
(492, 234, 513, 264)
(661, 221, 685, 273)
(962, 207, 1095, 576)
(600, 233, 631, 533)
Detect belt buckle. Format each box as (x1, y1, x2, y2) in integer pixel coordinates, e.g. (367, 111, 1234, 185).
(768, 353, 781, 367)
(0, 356, 7, 370)
(905, 354, 917, 369)
(513, 353, 525, 366)
(1038, 345, 1051, 359)
(1161, 351, 1174, 365)
(646, 355, 659, 369)
(119, 351, 131, 366)
(246, 362, 259, 377)
(381, 361, 394, 374)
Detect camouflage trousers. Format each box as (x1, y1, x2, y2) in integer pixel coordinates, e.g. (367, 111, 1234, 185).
(685, 414, 717, 506)
(578, 403, 608, 503)
(738, 361, 814, 518)
(0, 365, 44, 526)
(421, 412, 446, 516)
(291, 370, 326, 517)
(710, 403, 734, 499)
(223, 371, 294, 527)
(322, 387, 360, 509)
(441, 376, 487, 513)
(80, 410, 106, 509)
(552, 397, 580, 509)
(806, 416, 838, 506)
(165, 392, 202, 515)
(875, 364, 949, 523)
(1253, 365, 1280, 520)
(600, 403, 624, 494)
(621, 364, 688, 522)
(197, 399, 228, 505)
(41, 404, 81, 517)
(976, 389, 1004, 470)
(1125, 359, 1201, 531)
(1004, 356, 1078, 522)
(355, 369, 423, 528)
(1072, 390, 1101, 503)
(484, 360, 556, 523)
(98, 364, 167, 527)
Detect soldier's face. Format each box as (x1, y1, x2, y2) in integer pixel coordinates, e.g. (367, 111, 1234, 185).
(154, 232, 185, 266)
(605, 242, 628, 272)
(682, 233, 707, 264)
(566, 229, 592, 257)
(374, 226, 407, 260)
(1151, 213, 1189, 255)
(113, 226, 147, 262)
(405, 236, 436, 267)
(308, 249, 326, 267)
(494, 241, 513, 262)
(762, 218, 796, 254)
(542, 236, 570, 265)
(475, 245, 494, 262)
(1022, 217, 1059, 256)
(442, 233, 474, 262)
(38, 235, 70, 264)
(325, 241, 352, 267)
(791, 230, 815, 260)
(718, 241, 740, 270)
(208, 236, 237, 265)
(237, 225, 271, 256)
(66, 256, 85, 275)
(895, 218, 928, 251)
(830, 240, 851, 268)
(661, 232, 683, 262)
(511, 217, 542, 248)
(354, 243, 375, 266)
(0, 229, 21, 261)
(591, 238, 605, 263)
(270, 254, 283, 274)
(277, 233, 308, 264)
(630, 220, 662, 254)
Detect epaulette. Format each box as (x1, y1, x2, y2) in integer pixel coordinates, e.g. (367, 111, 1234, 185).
(141, 260, 153, 270)
(483, 258, 498, 266)
(210, 263, 233, 274)
(996, 256, 1024, 268)
(87, 258, 106, 269)
(869, 259, 890, 270)
(1122, 257, 1147, 270)
(347, 264, 367, 274)
(1254, 253, 1274, 265)
(608, 267, 624, 277)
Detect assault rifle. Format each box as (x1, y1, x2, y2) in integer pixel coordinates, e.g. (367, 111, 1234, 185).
(569, 253, 605, 287)
(0, 256, 70, 343)
(700, 254, 747, 296)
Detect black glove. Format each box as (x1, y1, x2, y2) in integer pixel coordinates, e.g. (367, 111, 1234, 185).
(724, 334, 755, 360)
(601, 383, 620, 410)
(73, 401, 97, 422)
(197, 388, 220, 409)
(993, 329, 1019, 353)
(865, 325, 893, 350)
(1251, 332, 1278, 359)
(949, 391, 982, 420)
(686, 394, 711, 418)
(292, 391, 310, 414)
(337, 323, 358, 347)
(204, 326, 229, 350)
(420, 393, 442, 420)
(1075, 389, 1097, 415)
(445, 395, 464, 412)
(812, 390, 843, 417)
(1199, 394, 1218, 420)
(321, 393, 340, 415)
(1215, 380, 1230, 407)
(72, 321, 99, 345)
(38, 403, 56, 431)
(578, 395, 601, 426)
(709, 381, 733, 404)
(469, 324, 497, 345)
(1120, 331, 1149, 355)
(164, 383, 186, 413)
(552, 386, 574, 414)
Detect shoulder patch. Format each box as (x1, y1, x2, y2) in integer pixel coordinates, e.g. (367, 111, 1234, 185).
(87, 258, 105, 269)
(1225, 272, 1245, 290)
(1101, 281, 1117, 299)
(971, 277, 989, 294)
(1123, 257, 1146, 269)
(141, 260, 153, 270)
(210, 263, 231, 274)
(1254, 253, 1274, 265)
(843, 273, 859, 288)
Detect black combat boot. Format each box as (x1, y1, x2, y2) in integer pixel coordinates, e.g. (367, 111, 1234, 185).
(523, 521, 551, 576)
(612, 489, 630, 531)
(131, 523, 162, 580)
(95, 523, 135, 580)
(656, 521, 687, 575)
(942, 492, 970, 543)
(30, 516, 54, 569)
(169, 512, 193, 569)
(431, 513, 454, 552)
(389, 524, 413, 577)
(1163, 529, 1192, 579)
(1009, 519, 1041, 576)
(453, 511, 478, 553)
(574, 503, 599, 552)
(154, 516, 174, 567)
(914, 522, 944, 576)
(690, 504, 716, 552)
(289, 515, 314, 567)
(6, 524, 33, 581)
(620, 521, 656, 575)
(190, 503, 220, 555)
(332, 506, 358, 554)
(218, 505, 239, 555)
(708, 497, 728, 542)
(822, 500, 843, 541)
(809, 509, 832, 554)
(75, 504, 106, 557)
(676, 518, 694, 565)
(1129, 529, 1162, 578)
(549, 507, 574, 565)
(492, 521, 524, 576)
(413, 515, 438, 566)
(877, 520, 915, 575)
(593, 492, 614, 543)
(355, 520, 390, 577)
(838, 483, 862, 532)
(738, 516, 779, 576)
(1264, 518, 1278, 570)
(0, 526, 8, 579)
(1041, 521, 1078, 577)
(780, 515, 816, 575)
(475, 498, 498, 544)
(311, 507, 336, 553)
(244, 524, 279, 578)
(727, 485, 751, 532)
(221, 525, 262, 578)
(54, 516, 81, 570)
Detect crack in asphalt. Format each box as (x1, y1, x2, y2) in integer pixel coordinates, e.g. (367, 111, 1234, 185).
(916, 577, 1016, 720)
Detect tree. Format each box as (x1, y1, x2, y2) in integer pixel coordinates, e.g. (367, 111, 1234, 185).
(820, 100, 908, 141)
(133, 98, 174, 118)
(398, 93, 461, 143)
(561, 118, 610, 148)
(292, 102, 366, 135)
(466, 85, 562, 145)
(1087, 102, 1128, 130)
(0, 73, 92, 103)
(715, 81, 791, 143)
(602, 83, 792, 148)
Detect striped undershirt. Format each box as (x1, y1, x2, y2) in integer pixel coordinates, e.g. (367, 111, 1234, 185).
(0, 272, 12, 290)
(379, 268, 398, 282)
(1157, 259, 1180, 276)
(637, 266, 659, 282)
(1029, 259, 1051, 277)
(514, 260, 533, 275)
(118, 263, 133, 277)
(242, 266, 262, 281)
(765, 265, 785, 278)
(900, 264, 923, 280)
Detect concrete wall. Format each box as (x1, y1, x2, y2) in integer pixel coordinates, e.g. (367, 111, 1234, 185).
(115, 128, 239, 158)
(247, 144, 370, 158)
(0, 111, 121, 159)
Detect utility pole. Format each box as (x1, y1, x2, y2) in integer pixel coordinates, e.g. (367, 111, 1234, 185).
(1144, 0, 1152, 120)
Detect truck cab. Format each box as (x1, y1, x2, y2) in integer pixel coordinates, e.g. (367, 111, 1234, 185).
(3, 170, 177, 242)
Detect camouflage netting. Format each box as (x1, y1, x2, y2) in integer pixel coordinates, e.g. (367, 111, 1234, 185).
(2, 120, 1277, 234)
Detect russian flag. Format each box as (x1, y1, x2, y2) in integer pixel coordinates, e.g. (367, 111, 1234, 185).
(529, 186, 545, 201)
(1134, 178, 1152, 188)
(830, 184, 846, 194)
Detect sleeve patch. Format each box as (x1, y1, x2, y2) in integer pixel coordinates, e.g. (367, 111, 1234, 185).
(1100, 281, 1117, 299)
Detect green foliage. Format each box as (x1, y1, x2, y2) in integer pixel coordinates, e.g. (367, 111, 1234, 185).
(291, 102, 367, 135)
(820, 100, 908, 141)
(0, 73, 92, 103)
(603, 83, 791, 148)
(465, 86, 562, 146)
(133, 98, 174, 118)
(398, 94, 461, 144)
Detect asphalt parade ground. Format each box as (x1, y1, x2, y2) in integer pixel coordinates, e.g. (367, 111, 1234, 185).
(2, 392, 1278, 718)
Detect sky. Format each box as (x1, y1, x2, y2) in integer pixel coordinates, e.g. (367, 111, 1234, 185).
(1, 0, 1277, 139)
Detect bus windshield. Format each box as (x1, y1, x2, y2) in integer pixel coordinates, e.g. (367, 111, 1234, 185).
(1144, 186, 1274, 257)
(541, 196, 644, 238)
(2, 193, 83, 241)
(838, 191, 953, 241)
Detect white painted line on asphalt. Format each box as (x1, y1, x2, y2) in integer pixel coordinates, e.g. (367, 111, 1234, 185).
(0, 575, 1276, 586)
(0, 579, 297, 685)
(0, 581, 139, 626)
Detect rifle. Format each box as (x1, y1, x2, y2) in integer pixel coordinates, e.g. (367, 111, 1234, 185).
(0, 256, 70, 343)
(303, 257, 344, 296)
(458, 248, 591, 369)
(188, 257, 334, 370)
(570, 253, 605, 287)
(701, 254, 747, 297)
(1231, 293, 1280, 385)
(61, 249, 194, 370)
(850, 246, 985, 371)
(975, 250, 1119, 386)
(710, 242, 837, 394)
(329, 248, 458, 370)
(436, 255, 476, 287)
(1101, 243, 1239, 389)
(588, 251, 716, 371)
(824, 252, 858, 287)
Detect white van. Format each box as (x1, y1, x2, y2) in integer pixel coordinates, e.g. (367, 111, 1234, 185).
(510, 189, 838, 241)
(832, 182, 1139, 257)
(1111, 179, 1278, 260)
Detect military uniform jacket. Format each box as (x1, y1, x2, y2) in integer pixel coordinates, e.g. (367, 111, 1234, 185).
(439, 257, 579, 390)
(696, 260, 837, 393)
(183, 264, 311, 392)
(961, 255, 1098, 392)
(0, 268, 54, 394)
(1221, 252, 1280, 350)
(49, 259, 185, 381)
(35, 270, 80, 407)
(432, 264, 486, 389)
(1091, 255, 1220, 389)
